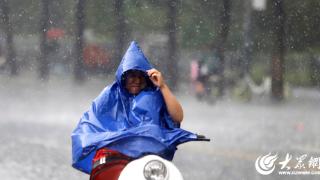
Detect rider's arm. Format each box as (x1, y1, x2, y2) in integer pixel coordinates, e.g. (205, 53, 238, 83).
(147, 69, 183, 123)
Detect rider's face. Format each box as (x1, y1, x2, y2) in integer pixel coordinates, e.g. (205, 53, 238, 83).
(125, 71, 147, 95)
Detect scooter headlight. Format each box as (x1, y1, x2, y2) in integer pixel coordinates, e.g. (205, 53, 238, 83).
(143, 160, 167, 180)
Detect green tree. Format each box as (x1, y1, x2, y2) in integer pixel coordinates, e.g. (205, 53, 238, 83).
(74, 0, 86, 81)
(0, 0, 18, 75)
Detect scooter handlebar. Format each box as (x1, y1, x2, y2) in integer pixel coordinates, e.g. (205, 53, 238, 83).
(196, 134, 211, 141)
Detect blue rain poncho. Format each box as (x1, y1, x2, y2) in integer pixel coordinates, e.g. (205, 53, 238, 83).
(72, 41, 200, 174)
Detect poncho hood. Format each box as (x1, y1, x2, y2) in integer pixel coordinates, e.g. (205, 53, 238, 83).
(115, 41, 152, 85)
(71, 41, 199, 174)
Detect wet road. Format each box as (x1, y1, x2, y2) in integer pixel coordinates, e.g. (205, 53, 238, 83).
(1, 72, 320, 180)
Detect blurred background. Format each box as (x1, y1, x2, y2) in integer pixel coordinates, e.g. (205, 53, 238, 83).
(0, 0, 319, 179)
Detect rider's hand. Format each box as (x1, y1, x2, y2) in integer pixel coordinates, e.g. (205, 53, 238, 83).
(148, 68, 183, 123)
(147, 69, 165, 88)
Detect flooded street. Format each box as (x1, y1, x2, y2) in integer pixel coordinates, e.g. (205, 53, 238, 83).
(1, 72, 320, 180)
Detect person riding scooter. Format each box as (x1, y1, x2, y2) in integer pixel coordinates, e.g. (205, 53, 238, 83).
(71, 41, 206, 179)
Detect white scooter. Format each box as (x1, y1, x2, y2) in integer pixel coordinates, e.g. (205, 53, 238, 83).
(119, 155, 183, 180)
(119, 135, 210, 180)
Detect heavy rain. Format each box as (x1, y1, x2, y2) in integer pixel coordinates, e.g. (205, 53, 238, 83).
(0, 0, 320, 179)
